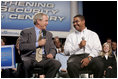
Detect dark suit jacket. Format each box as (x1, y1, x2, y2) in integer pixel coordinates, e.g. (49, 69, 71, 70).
(101, 56, 117, 78)
(112, 50, 117, 56)
(19, 27, 56, 58)
(102, 56, 116, 71)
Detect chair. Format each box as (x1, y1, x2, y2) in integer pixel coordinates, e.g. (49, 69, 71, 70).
(57, 70, 93, 78)
(32, 67, 43, 78)
(17, 62, 43, 78)
(16, 56, 43, 78)
(58, 71, 70, 78)
(79, 70, 94, 78)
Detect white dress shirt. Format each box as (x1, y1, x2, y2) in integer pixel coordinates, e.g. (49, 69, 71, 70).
(105, 53, 109, 60)
(56, 48, 61, 53)
(64, 28, 102, 57)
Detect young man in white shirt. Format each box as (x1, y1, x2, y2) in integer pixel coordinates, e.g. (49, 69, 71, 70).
(64, 15, 104, 78)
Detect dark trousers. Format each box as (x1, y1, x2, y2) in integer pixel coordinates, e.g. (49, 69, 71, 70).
(67, 54, 104, 78)
(21, 54, 61, 78)
(1, 69, 17, 78)
(105, 68, 117, 78)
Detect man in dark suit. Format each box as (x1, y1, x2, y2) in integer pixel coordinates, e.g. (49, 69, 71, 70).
(19, 13, 61, 78)
(111, 41, 117, 77)
(112, 42, 117, 57)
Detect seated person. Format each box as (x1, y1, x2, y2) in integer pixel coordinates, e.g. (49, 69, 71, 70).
(111, 41, 117, 59)
(64, 15, 104, 78)
(100, 42, 117, 78)
(53, 36, 62, 53)
(15, 37, 25, 78)
(55, 44, 69, 78)
(19, 13, 61, 78)
(106, 38, 112, 47)
(1, 37, 17, 78)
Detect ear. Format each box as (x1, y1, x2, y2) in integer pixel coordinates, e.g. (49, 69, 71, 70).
(82, 20, 85, 24)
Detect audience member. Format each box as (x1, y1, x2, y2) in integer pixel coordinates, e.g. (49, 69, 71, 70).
(54, 36, 62, 53)
(100, 42, 117, 78)
(15, 37, 21, 64)
(1, 37, 6, 46)
(15, 37, 25, 78)
(112, 42, 117, 59)
(1, 37, 10, 78)
(64, 15, 104, 78)
(1, 37, 16, 78)
(55, 44, 69, 78)
(106, 38, 112, 47)
(16, 37, 20, 54)
(19, 13, 61, 78)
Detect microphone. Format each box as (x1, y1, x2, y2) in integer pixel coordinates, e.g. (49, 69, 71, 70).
(42, 29, 46, 39)
(82, 36, 85, 40)
(82, 36, 85, 52)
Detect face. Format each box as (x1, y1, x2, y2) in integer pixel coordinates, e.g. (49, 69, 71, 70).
(37, 15, 48, 30)
(1, 39, 5, 46)
(107, 39, 112, 44)
(112, 42, 117, 51)
(73, 17, 85, 32)
(103, 44, 110, 53)
(54, 38, 61, 48)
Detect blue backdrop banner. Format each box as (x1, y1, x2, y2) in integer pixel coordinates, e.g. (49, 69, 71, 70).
(1, 1, 71, 31)
(1, 45, 16, 69)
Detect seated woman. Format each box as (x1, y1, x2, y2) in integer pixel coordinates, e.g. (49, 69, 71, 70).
(100, 42, 117, 78)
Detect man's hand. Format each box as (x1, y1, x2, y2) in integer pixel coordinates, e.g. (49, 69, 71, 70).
(47, 53, 53, 59)
(81, 57, 91, 68)
(79, 40, 86, 48)
(104, 70, 106, 76)
(38, 39, 46, 46)
(108, 66, 112, 69)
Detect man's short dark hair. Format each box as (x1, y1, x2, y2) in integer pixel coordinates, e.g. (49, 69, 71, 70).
(74, 15, 85, 21)
(107, 38, 112, 40)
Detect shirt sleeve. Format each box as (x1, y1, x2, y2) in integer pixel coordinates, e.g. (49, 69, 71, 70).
(64, 35, 81, 56)
(89, 33, 102, 57)
(36, 42, 38, 47)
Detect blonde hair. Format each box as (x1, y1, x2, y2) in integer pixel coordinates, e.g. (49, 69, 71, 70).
(33, 13, 48, 25)
(100, 42, 112, 57)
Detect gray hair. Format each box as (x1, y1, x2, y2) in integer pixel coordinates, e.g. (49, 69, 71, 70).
(33, 13, 47, 25)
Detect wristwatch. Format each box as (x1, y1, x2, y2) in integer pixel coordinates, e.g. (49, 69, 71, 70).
(88, 56, 92, 61)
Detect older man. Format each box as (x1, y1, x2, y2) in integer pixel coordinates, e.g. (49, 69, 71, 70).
(19, 13, 61, 78)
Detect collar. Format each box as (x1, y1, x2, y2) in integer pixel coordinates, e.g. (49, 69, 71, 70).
(34, 26, 41, 33)
(75, 27, 87, 34)
(59, 53, 65, 55)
